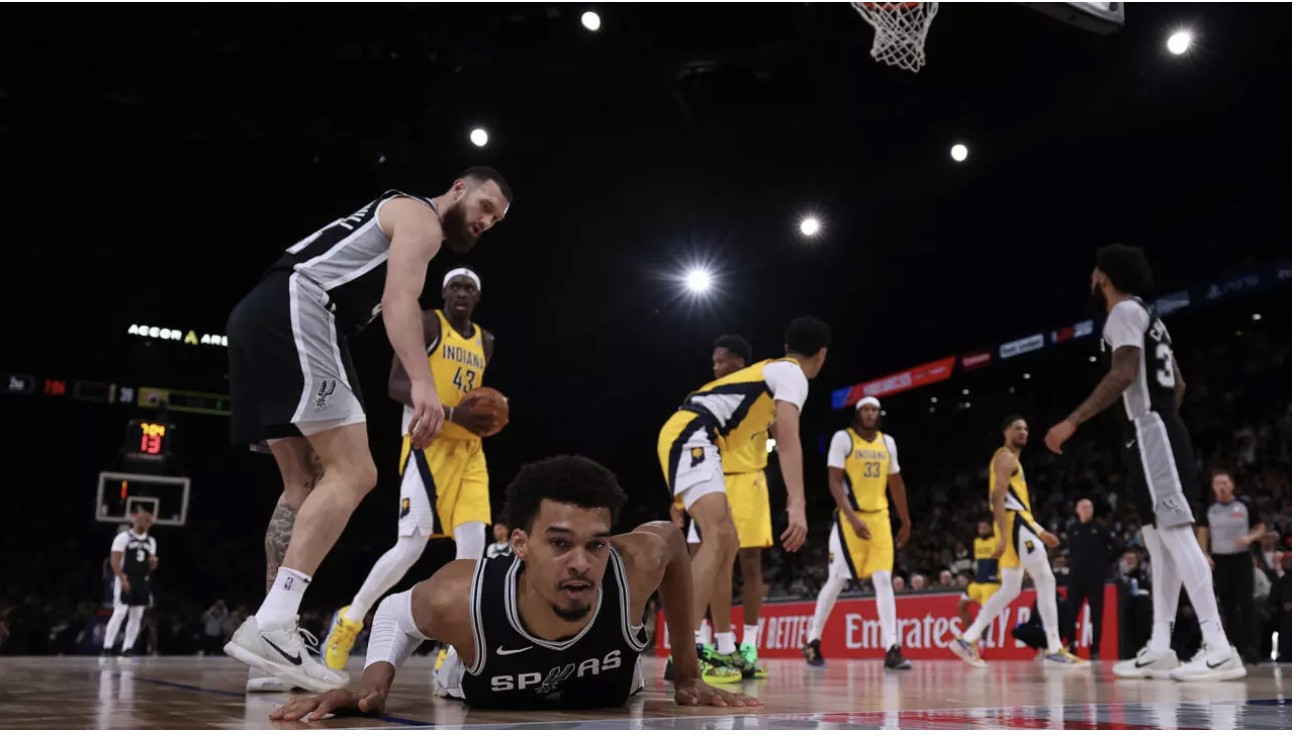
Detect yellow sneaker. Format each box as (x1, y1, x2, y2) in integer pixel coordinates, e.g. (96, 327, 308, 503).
(700, 661, 743, 685)
(323, 607, 363, 671)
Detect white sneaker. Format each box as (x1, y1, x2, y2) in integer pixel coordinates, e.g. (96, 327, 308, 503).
(1170, 646, 1246, 682)
(246, 666, 292, 693)
(1113, 646, 1179, 679)
(223, 617, 348, 693)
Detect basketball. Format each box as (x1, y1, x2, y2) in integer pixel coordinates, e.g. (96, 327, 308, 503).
(465, 386, 509, 437)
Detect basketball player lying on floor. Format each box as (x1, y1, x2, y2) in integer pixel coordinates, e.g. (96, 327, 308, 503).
(270, 455, 760, 719)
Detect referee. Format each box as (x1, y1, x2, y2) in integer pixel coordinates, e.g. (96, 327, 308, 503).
(1064, 498, 1118, 659)
(1197, 469, 1266, 664)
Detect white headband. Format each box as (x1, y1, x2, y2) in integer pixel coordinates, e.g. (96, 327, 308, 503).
(855, 396, 881, 410)
(444, 268, 482, 291)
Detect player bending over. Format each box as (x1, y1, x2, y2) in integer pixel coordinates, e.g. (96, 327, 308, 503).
(270, 455, 760, 719)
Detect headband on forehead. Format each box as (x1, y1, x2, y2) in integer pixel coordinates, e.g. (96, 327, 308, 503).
(855, 396, 881, 411)
(443, 268, 482, 291)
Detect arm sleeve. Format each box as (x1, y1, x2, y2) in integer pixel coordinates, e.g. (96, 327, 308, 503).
(763, 361, 809, 413)
(884, 434, 901, 474)
(365, 589, 429, 671)
(110, 533, 129, 553)
(149, 539, 158, 556)
(826, 430, 852, 469)
(1103, 300, 1148, 350)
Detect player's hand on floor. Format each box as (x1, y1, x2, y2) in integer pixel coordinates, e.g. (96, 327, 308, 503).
(408, 380, 445, 449)
(269, 687, 386, 721)
(849, 515, 871, 540)
(455, 395, 500, 436)
(781, 503, 808, 551)
(1039, 531, 1060, 548)
(894, 521, 911, 548)
(674, 678, 763, 707)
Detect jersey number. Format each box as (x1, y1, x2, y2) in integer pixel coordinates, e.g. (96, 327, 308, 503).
(135, 549, 146, 563)
(862, 462, 882, 479)
(1154, 344, 1175, 389)
(453, 366, 477, 392)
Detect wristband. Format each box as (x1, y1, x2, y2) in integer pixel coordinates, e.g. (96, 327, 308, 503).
(448, 406, 455, 424)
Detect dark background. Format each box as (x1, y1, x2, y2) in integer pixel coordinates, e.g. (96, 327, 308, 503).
(0, 4, 1290, 612)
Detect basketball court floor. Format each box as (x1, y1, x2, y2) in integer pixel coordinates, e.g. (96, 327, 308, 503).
(0, 655, 1289, 729)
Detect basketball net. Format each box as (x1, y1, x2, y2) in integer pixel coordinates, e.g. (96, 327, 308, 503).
(850, 2, 940, 72)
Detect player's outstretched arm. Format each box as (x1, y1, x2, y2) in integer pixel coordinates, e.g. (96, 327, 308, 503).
(616, 522, 761, 708)
(773, 401, 808, 551)
(269, 561, 476, 721)
(380, 197, 445, 449)
(1045, 346, 1140, 454)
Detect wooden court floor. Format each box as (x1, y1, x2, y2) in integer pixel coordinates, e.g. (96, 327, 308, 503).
(0, 655, 1290, 729)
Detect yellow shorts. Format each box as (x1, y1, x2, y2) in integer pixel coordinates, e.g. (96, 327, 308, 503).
(965, 581, 1000, 606)
(994, 512, 1048, 570)
(398, 434, 490, 540)
(829, 509, 893, 579)
(684, 470, 773, 549)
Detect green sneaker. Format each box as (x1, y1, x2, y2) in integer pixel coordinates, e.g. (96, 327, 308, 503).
(700, 643, 746, 671)
(739, 642, 768, 679)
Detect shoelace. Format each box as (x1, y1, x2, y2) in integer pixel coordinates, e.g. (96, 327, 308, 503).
(299, 628, 322, 656)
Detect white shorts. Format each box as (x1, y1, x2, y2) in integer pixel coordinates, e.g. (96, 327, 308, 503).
(663, 426, 726, 511)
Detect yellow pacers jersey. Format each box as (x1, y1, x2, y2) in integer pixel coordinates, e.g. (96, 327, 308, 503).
(684, 358, 799, 453)
(430, 310, 487, 442)
(989, 447, 1033, 518)
(721, 430, 768, 474)
(972, 536, 1000, 584)
(843, 429, 893, 513)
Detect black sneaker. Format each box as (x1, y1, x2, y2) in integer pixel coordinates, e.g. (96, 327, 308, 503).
(884, 644, 912, 670)
(802, 638, 826, 667)
(664, 656, 674, 681)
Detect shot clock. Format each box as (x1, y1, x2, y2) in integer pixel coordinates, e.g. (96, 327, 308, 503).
(125, 419, 173, 461)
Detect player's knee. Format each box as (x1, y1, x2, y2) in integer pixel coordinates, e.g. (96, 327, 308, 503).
(739, 548, 762, 578)
(332, 455, 378, 497)
(713, 519, 740, 554)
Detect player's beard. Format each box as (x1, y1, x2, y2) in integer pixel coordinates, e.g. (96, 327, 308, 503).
(1090, 283, 1109, 315)
(552, 602, 592, 622)
(441, 199, 479, 253)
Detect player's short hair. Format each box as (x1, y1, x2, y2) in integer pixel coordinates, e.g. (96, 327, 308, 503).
(1095, 243, 1153, 296)
(460, 166, 513, 203)
(504, 455, 627, 534)
(1001, 414, 1025, 432)
(785, 316, 832, 357)
(713, 334, 752, 364)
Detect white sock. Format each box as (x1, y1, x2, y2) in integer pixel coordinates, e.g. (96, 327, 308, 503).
(1157, 523, 1231, 653)
(257, 567, 312, 630)
(872, 571, 898, 650)
(1142, 524, 1177, 655)
(348, 534, 426, 622)
(963, 567, 1024, 643)
(1025, 559, 1062, 652)
(743, 624, 760, 648)
(807, 575, 848, 643)
(103, 606, 128, 651)
(695, 629, 708, 647)
(716, 631, 737, 655)
(121, 606, 145, 651)
(453, 521, 487, 560)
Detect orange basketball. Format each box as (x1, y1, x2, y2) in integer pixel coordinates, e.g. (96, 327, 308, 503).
(465, 387, 509, 437)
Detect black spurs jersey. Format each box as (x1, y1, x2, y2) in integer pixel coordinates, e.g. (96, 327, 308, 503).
(112, 530, 157, 579)
(460, 548, 649, 709)
(1102, 296, 1177, 421)
(267, 191, 436, 337)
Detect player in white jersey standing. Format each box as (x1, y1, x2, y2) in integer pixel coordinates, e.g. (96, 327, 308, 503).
(101, 513, 158, 660)
(223, 168, 512, 693)
(1045, 243, 1245, 682)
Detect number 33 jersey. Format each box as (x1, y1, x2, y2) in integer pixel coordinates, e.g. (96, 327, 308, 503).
(1102, 296, 1176, 421)
(827, 428, 900, 513)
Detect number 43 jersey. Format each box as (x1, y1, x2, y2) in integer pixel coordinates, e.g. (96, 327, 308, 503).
(1102, 297, 1177, 421)
(402, 309, 487, 443)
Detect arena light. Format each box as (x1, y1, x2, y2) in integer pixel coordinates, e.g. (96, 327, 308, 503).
(470, 128, 489, 147)
(1166, 30, 1192, 55)
(1252, 313, 1262, 321)
(930, 396, 938, 403)
(1023, 373, 1031, 380)
(961, 388, 970, 395)
(1089, 355, 1098, 363)
(799, 217, 821, 237)
(685, 268, 713, 294)
(581, 11, 601, 31)
(950, 143, 969, 162)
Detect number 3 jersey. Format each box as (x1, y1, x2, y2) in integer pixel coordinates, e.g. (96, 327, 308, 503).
(401, 309, 486, 443)
(112, 530, 157, 580)
(451, 547, 649, 709)
(1102, 296, 1176, 421)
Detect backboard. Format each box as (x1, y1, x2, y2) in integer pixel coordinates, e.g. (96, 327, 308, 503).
(96, 471, 190, 526)
(1024, 2, 1125, 35)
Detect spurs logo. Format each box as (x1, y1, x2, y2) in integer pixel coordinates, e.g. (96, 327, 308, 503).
(315, 379, 337, 410)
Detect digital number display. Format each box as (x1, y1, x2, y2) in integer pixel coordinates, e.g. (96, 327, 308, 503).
(125, 420, 171, 460)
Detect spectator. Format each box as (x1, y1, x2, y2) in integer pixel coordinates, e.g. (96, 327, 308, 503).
(1064, 497, 1118, 660)
(892, 576, 904, 593)
(909, 574, 928, 591)
(937, 570, 953, 589)
(202, 599, 229, 654)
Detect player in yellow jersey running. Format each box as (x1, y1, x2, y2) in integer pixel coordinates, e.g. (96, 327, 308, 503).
(947, 416, 1087, 669)
(323, 268, 502, 669)
(803, 395, 913, 670)
(658, 317, 830, 684)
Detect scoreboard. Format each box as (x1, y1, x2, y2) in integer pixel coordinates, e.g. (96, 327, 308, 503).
(125, 419, 173, 461)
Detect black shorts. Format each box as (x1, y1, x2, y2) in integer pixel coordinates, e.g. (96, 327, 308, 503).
(227, 270, 365, 446)
(116, 576, 152, 607)
(1120, 409, 1198, 528)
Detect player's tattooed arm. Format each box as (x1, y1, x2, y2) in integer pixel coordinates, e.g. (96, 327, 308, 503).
(1065, 346, 1140, 426)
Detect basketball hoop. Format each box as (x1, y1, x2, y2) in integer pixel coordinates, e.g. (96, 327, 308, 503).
(850, 2, 940, 72)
